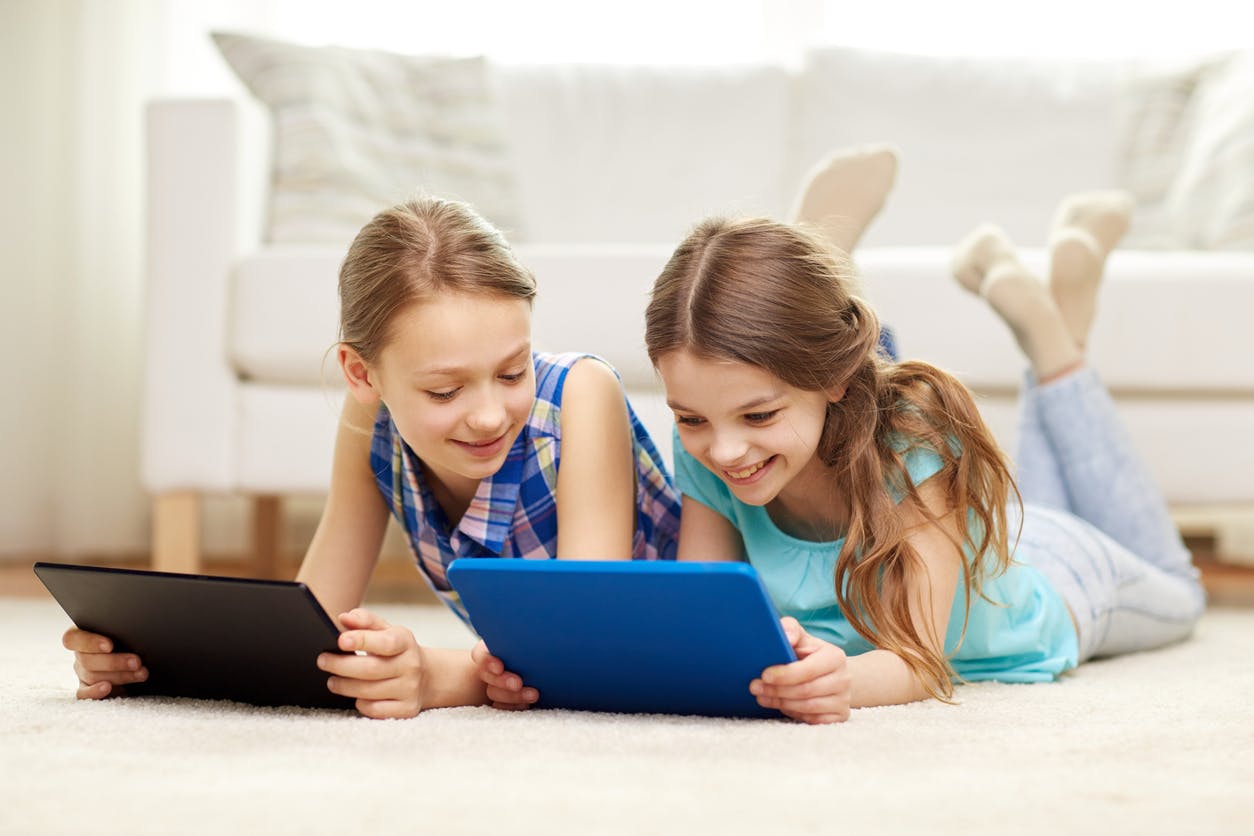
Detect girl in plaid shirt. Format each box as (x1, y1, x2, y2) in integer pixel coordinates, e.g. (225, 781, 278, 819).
(65, 197, 681, 717)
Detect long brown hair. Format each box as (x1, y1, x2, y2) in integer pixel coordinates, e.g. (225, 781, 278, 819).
(339, 196, 536, 364)
(645, 216, 1019, 699)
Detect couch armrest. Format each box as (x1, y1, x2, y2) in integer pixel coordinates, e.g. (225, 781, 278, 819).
(140, 99, 248, 493)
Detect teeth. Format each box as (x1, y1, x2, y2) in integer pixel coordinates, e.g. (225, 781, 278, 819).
(727, 460, 766, 480)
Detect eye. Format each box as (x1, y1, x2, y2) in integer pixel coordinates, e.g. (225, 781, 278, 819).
(674, 414, 705, 427)
(425, 389, 459, 402)
(744, 410, 779, 424)
(499, 370, 527, 384)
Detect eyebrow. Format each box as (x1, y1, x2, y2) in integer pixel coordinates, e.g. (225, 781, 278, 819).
(667, 392, 783, 413)
(416, 342, 531, 378)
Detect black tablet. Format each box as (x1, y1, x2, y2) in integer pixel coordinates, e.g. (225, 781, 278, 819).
(447, 559, 797, 718)
(34, 562, 354, 710)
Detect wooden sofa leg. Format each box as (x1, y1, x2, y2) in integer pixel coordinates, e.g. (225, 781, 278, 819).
(1217, 519, 1254, 566)
(152, 491, 202, 574)
(250, 495, 283, 580)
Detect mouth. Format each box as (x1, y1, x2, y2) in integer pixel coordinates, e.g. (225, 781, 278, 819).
(722, 455, 776, 485)
(453, 430, 511, 459)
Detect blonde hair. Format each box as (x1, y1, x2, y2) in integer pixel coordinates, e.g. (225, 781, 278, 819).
(645, 217, 1019, 700)
(339, 196, 536, 363)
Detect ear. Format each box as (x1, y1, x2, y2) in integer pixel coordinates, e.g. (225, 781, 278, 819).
(825, 382, 848, 404)
(339, 344, 381, 405)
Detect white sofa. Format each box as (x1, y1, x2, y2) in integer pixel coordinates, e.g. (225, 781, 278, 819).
(142, 46, 1254, 573)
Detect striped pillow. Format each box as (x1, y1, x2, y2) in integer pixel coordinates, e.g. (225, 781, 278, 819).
(1164, 50, 1254, 250)
(212, 31, 520, 246)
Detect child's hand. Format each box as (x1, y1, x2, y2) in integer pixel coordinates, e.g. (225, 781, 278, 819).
(317, 608, 427, 719)
(470, 640, 539, 710)
(62, 627, 148, 700)
(750, 617, 851, 725)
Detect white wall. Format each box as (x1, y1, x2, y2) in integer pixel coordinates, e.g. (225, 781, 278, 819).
(0, 1, 260, 560)
(1, 2, 75, 555)
(1, 2, 170, 558)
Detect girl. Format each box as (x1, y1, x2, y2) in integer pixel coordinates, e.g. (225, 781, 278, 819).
(641, 191, 1205, 724)
(63, 196, 682, 718)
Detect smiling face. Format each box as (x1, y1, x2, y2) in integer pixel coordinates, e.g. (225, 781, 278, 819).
(342, 291, 536, 498)
(656, 348, 841, 509)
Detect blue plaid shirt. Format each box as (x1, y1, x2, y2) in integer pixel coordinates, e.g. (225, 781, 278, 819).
(371, 351, 681, 626)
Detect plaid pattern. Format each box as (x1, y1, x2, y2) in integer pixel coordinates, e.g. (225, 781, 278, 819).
(372, 351, 681, 627)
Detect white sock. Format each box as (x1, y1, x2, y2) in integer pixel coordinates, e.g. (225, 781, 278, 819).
(952, 224, 1082, 379)
(1048, 190, 1134, 348)
(788, 143, 899, 254)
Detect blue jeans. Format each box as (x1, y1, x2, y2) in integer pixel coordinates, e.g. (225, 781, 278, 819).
(1012, 368, 1205, 662)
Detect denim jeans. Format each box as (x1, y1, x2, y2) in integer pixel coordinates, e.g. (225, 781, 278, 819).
(1011, 367, 1205, 663)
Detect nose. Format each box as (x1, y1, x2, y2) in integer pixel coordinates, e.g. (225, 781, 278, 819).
(465, 388, 508, 435)
(708, 427, 749, 468)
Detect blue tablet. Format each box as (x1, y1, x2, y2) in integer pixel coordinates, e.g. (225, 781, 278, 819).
(446, 559, 796, 719)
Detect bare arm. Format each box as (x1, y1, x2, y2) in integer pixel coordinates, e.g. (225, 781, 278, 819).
(296, 394, 390, 625)
(553, 358, 637, 559)
(676, 496, 744, 562)
(303, 395, 492, 716)
(846, 477, 963, 708)
(476, 360, 660, 708)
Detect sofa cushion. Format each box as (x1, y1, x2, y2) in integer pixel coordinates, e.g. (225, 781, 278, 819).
(212, 31, 519, 246)
(796, 48, 1123, 248)
(857, 247, 1254, 393)
(493, 63, 794, 243)
(229, 248, 343, 386)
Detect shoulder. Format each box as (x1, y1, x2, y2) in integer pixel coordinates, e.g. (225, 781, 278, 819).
(562, 354, 625, 402)
(882, 405, 952, 497)
(533, 351, 623, 407)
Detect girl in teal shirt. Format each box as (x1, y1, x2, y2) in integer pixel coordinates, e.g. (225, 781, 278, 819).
(642, 189, 1203, 724)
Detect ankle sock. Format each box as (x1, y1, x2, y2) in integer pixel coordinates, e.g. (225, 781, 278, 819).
(788, 143, 899, 254)
(1047, 190, 1134, 347)
(952, 224, 1082, 379)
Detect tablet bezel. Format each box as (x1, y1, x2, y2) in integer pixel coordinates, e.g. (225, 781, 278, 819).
(33, 562, 354, 711)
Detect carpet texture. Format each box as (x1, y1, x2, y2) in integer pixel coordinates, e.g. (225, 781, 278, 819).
(2, 597, 1251, 835)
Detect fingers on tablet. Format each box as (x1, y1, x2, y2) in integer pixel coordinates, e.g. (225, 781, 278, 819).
(62, 627, 110, 653)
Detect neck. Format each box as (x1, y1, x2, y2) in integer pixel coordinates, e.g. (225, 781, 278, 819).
(421, 462, 480, 527)
(768, 458, 848, 542)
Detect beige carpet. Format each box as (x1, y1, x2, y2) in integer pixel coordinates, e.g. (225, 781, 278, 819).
(2, 596, 1251, 835)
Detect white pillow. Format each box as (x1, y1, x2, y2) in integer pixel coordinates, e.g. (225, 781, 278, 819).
(1110, 55, 1227, 248)
(212, 31, 520, 245)
(1165, 50, 1254, 250)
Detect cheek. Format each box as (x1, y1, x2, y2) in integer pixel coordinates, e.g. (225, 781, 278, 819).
(392, 402, 454, 449)
(776, 418, 825, 458)
(508, 383, 537, 419)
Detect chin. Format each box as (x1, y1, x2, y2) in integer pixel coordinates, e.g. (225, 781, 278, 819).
(461, 454, 510, 479)
(726, 480, 780, 507)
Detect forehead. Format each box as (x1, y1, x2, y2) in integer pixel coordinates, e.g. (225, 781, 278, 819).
(657, 349, 786, 400)
(382, 292, 531, 369)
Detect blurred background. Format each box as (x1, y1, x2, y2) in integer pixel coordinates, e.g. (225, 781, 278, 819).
(1, 0, 1248, 567)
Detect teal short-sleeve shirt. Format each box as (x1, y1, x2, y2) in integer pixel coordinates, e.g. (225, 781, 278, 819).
(673, 429, 1078, 682)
